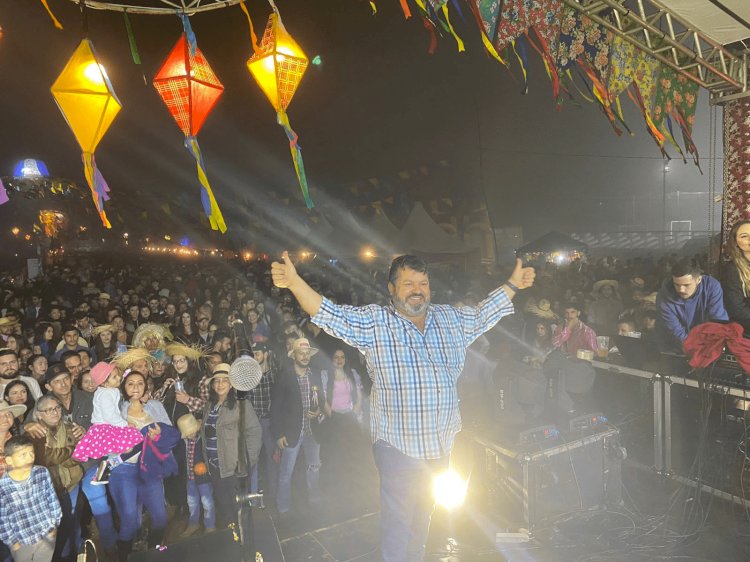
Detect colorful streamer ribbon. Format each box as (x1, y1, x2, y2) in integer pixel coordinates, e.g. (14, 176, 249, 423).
(179, 13, 198, 57)
(123, 12, 142, 65)
(40, 0, 63, 29)
(398, 0, 412, 18)
(82, 152, 111, 228)
(277, 110, 314, 209)
(441, 4, 465, 52)
(239, 1, 259, 53)
(184, 137, 227, 233)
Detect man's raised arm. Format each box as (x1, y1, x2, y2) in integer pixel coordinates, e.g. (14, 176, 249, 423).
(271, 251, 323, 316)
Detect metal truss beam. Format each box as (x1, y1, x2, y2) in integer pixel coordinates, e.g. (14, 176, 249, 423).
(562, 0, 748, 101)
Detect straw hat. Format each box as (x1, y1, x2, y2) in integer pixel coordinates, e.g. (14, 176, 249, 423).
(92, 324, 115, 338)
(593, 280, 619, 293)
(287, 338, 318, 358)
(165, 342, 205, 362)
(112, 347, 156, 371)
(176, 414, 201, 439)
(0, 317, 19, 328)
(131, 323, 173, 349)
(526, 298, 557, 320)
(0, 399, 26, 419)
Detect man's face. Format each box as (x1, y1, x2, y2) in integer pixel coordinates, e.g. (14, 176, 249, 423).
(196, 315, 210, 331)
(149, 299, 159, 312)
(65, 355, 82, 381)
(31, 296, 41, 306)
(46, 373, 72, 398)
(218, 337, 231, 354)
(49, 308, 61, 321)
(253, 350, 268, 366)
(388, 267, 431, 317)
(99, 297, 110, 308)
(564, 308, 580, 322)
(672, 274, 701, 300)
(166, 303, 176, 316)
(129, 305, 139, 319)
(0, 355, 19, 379)
(63, 330, 79, 348)
(77, 316, 90, 329)
(292, 348, 311, 368)
(121, 294, 130, 305)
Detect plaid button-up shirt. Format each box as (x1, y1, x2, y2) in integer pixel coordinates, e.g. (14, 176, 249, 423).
(0, 465, 62, 546)
(312, 286, 513, 459)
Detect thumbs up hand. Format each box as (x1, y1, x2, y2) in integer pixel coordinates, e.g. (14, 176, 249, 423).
(271, 251, 301, 290)
(507, 258, 536, 290)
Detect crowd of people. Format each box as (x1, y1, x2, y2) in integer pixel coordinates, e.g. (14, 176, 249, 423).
(0, 256, 375, 562)
(2, 224, 750, 562)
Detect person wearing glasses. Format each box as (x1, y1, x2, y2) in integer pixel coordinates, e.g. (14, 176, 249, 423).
(200, 363, 262, 528)
(30, 394, 84, 561)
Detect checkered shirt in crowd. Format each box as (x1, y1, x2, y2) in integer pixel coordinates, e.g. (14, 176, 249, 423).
(0, 465, 62, 546)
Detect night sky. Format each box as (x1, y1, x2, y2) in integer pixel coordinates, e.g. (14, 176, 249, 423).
(0, 0, 721, 246)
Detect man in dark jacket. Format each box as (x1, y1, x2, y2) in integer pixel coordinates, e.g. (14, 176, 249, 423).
(270, 338, 325, 514)
(656, 258, 728, 352)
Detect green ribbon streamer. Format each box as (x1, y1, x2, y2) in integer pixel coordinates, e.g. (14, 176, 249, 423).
(123, 12, 142, 65)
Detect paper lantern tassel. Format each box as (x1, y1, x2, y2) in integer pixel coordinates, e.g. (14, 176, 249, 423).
(184, 136, 227, 233)
(82, 153, 111, 228)
(277, 111, 313, 209)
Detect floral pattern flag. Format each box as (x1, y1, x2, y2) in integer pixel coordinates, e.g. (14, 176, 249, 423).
(653, 66, 701, 166)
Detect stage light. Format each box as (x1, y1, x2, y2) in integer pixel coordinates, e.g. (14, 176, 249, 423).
(433, 469, 468, 510)
(11, 227, 19, 236)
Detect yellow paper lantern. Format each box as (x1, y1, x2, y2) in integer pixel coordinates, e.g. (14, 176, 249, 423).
(51, 39, 121, 228)
(247, 9, 313, 208)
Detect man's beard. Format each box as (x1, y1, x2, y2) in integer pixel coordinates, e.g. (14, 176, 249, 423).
(392, 293, 430, 317)
(0, 370, 18, 380)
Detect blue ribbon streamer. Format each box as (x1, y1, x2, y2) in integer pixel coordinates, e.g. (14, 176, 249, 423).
(180, 13, 197, 57)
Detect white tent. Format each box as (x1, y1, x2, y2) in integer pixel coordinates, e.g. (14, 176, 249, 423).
(659, 1, 750, 45)
(400, 203, 476, 255)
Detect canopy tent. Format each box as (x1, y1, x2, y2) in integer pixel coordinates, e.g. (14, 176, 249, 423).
(659, 1, 750, 45)
(516, 231, 587, 264)
(366, 208, 406, 258)
(400, 202, 476, 255)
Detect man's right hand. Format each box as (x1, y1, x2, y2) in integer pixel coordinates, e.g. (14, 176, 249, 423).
(276, 436, 288, 449)
(271, 251, 300, 290)
(23, 422, 47, 439)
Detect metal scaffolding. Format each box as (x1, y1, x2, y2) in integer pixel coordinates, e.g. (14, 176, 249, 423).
(562, 0, 748, 102)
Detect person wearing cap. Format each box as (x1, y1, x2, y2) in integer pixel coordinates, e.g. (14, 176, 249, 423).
(270, 338, 326, 514)
(0, 349, 43, 400)
(25, 365, 91, 442)
(247, 342, 278, 501)
(271, 252, 534, 560)
(200, 363, 261, 528)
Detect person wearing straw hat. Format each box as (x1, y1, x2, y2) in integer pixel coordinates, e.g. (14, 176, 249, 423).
(200, 363, 261, 528)
(176, 414, 215, 537)
(271, 338, 326, 515)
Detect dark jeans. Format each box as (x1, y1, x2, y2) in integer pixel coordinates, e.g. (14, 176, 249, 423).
(373, 440, 448, 562)
(210, 471, 239, 529)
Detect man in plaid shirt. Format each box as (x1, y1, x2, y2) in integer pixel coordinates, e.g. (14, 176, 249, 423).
(272, 252, 535, 561)
(0, 435, 62, 562)
(247, 342, 278, 500)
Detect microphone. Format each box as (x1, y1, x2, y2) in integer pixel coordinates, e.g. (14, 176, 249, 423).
(229, 355, 263, 392)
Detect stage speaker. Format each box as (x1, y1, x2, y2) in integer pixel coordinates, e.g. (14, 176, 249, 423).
(127, 529, 242, 561)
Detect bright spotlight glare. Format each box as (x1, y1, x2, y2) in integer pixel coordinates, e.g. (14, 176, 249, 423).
(432, 470, 468, 510)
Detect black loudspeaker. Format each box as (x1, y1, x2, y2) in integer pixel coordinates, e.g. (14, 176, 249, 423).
(127, 529, 243, 561)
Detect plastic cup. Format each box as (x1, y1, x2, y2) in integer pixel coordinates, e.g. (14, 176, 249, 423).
(596, 336, 610, 358)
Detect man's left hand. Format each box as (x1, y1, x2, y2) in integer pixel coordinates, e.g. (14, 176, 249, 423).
(508, 258, 535, 290)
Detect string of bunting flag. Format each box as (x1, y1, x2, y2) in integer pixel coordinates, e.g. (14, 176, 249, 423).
(33, 0, 709, 232)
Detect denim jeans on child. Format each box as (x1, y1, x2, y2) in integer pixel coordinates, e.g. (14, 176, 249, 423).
(186, 479, 215, 530)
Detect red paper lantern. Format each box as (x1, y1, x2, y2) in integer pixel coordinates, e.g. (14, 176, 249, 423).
(153, 33, 226, 232)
